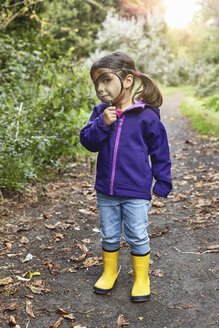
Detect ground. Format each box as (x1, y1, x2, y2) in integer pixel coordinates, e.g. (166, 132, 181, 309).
(0, 92, 218, 328)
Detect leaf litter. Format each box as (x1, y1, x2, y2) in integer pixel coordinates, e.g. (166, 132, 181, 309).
(0, 129, 218, 327)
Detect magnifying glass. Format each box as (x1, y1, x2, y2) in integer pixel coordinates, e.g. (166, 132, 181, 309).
(94, 72, 123, 130)
(94, 72, 123, 105)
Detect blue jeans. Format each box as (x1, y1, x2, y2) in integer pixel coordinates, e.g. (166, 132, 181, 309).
(96, 191, 150, 254)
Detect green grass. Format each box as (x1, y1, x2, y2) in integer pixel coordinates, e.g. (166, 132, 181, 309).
(180, 87, 219, 140)
(161, 85, 219, 140)
(160, 85, 191, 96)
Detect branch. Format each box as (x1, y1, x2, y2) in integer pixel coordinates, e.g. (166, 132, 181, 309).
(173, 247, 219, 255)
(0, 1, 42, 30)
(0, 8, 22, 30)
(3, 1, 26, 8)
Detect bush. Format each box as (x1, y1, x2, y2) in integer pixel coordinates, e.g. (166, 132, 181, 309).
(195, 63, 219, 97)
(203, 93, 219, 112)
(0, 49, 96, 191)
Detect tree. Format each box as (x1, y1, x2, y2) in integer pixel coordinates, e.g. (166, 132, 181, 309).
(43, 0, 120, 59)
(86, 12, 192, 85)
(185, 0, 219, 95)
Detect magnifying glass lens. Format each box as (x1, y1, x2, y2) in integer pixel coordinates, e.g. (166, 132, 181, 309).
(95, 72, 123, 104)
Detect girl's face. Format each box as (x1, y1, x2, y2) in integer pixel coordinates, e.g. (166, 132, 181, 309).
(92, 68, 123, 103)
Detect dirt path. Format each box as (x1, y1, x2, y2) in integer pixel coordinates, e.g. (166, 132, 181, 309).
(0, 92, 218, 328)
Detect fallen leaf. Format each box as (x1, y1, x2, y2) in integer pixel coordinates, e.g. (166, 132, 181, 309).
(3, 303, 19, 311)
(169, 303, 193, 310)
(56, 306, 75, 320)
(49, 317, 63, 328)
(156, 250, 162, 259)
(82, 239, 92, 244)
(82, 257, 102, 268)
(45, 222, 70, 231)
(152, 269, 164, 278)
(43, 260, 60, 274)
(43, 212, 51, 219)
(25, 299, 35, 318)
(185, 139, 197, 145)
(0, 277, 13, 286)
(77, 243, 89, 254)
(152, 201, 165, 208)
(149, 209, 161, 215)
(55, 233, 64, 242)
(16, 276, 30, 282)
(4, 239, 12, 252)
(117, 314, 129, 327)
(45, 223, 59, 230)
(194, 198, 212, 208)
(30, 286, 50, 294)
(183, 175, 197, 181)
(149, 227, 169, 239)
(172, 194, 187, 202)
(25, 271, 41, 280)
(71, 254, 87, 263)
(138, 317, 144, 321)
(9, 315, 17, 326)
(22, 253, 33, 263)
(25, 294, 34, 299)
(19, 236, 29, 244)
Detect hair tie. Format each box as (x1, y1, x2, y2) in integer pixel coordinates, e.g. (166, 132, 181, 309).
(136, 72, 141, 78)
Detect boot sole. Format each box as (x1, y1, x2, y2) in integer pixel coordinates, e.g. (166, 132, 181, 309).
(131, 294, 151, 302)
(93, 278, 117, 295)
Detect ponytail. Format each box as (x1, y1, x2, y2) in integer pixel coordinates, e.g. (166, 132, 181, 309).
(133, 73, 163, 107)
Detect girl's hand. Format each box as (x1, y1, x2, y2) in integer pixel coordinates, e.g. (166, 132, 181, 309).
(103, 107, 117, 126)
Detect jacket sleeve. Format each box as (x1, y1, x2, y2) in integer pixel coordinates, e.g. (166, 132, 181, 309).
(145, 118, 172, 198)
(80, 105, 111, 152)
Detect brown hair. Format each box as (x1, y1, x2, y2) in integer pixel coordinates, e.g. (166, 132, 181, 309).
(90, 51, 163, 107)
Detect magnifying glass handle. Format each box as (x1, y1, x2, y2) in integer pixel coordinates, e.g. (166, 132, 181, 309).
(110, 101, 115, 131)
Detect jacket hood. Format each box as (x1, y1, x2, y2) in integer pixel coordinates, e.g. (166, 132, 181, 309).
(128, 100, 160, 119)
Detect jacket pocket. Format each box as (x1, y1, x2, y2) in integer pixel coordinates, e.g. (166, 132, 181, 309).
(116, 148, 148, 187)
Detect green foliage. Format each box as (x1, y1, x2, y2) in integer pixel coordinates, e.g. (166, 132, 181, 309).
(180, 88, 219, 140)
(0, 40, 96, 191)
(195, 64, 219, 97)
(203, 93, 219, 112)
(185, 0, 219, 96)
(44, 0, 120, 59)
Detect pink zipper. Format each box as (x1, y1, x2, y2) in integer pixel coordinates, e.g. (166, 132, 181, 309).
(110, 116, 125, 195)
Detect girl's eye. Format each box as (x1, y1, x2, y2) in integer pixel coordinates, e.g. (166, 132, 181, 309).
(103, 78, 111, 83)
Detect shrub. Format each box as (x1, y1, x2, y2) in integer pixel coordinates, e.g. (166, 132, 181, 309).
(0, 50, 96, 191)
(195, 63, 219, 97)
(203, 93, 219, 112)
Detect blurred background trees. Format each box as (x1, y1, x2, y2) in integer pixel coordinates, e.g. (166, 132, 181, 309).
(0, 0, 218, 191)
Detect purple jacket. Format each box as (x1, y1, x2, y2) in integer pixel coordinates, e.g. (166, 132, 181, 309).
(80, 100, 172, 200)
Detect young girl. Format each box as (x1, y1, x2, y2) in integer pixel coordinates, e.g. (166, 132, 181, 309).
(80, 51, 172, 302)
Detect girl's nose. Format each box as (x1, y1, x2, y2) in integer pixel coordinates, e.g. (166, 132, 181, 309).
(97, 84, 104, 95)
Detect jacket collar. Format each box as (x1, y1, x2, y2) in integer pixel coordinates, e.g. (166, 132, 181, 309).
(120, 100, 160, 119)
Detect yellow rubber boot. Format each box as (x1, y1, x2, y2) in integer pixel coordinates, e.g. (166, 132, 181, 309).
(131, 252, 150, 302)
(93, 248, 120, 294)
